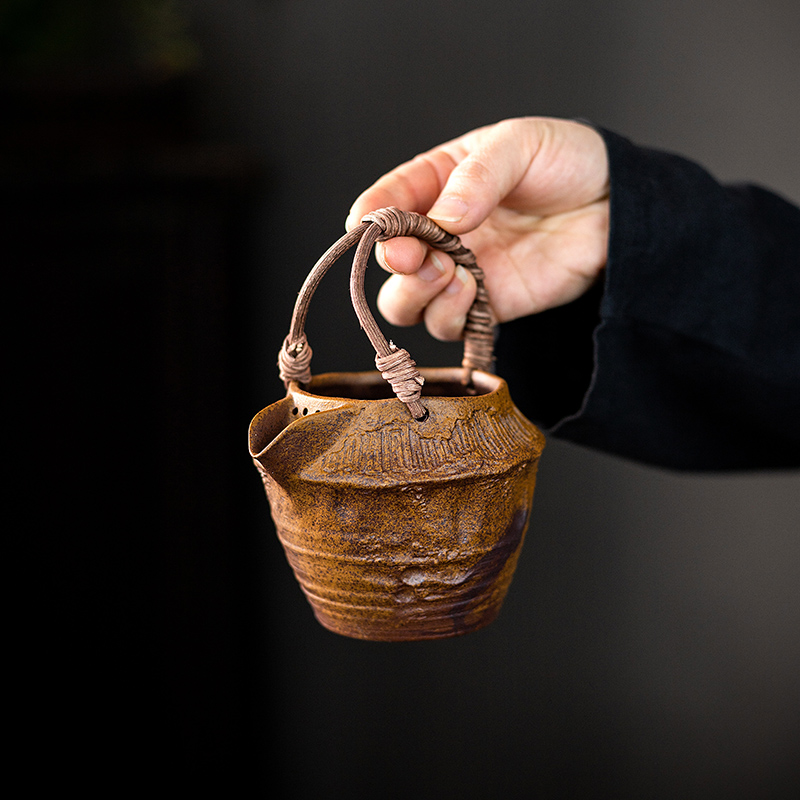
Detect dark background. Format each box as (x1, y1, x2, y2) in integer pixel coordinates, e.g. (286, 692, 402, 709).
(8, 1, 799, 796)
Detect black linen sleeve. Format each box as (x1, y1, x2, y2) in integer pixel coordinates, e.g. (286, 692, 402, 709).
(495, 129, 800, 471)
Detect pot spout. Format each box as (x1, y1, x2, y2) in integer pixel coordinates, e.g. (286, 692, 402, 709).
(248, 391, 358, 489)
(248, 396, 298, 487)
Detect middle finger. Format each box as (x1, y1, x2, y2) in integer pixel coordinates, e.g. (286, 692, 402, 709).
(376, 249, 456, 326)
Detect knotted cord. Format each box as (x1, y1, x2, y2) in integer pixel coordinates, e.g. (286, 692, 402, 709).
(278, 207, 495, 420)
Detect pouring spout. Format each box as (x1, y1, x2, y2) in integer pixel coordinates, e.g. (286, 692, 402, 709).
(248, 396, 298, 485)
(249, 394, 358, 489)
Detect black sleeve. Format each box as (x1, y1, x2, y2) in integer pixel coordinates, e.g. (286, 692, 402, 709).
(494, 129, 800, 471)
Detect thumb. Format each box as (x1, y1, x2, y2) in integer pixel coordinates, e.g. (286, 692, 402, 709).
(426, 119, 544, 233)
(426, 154, 518, 234)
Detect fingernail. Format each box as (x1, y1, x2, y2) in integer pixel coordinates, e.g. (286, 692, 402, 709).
(417, 253, 445, 282)
(376, 242, 401, 274)
(445, 265, 469, 294)
(451, 313, 468, 336)
(428, 196, 468, 223)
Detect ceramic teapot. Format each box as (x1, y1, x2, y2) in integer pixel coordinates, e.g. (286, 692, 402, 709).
(249, 208, 545, 641)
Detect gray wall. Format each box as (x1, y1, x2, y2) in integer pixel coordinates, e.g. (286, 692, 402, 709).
(185, 1, 799, 796)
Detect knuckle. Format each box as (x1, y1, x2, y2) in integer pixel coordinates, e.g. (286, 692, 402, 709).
(455, 157, 493, 188)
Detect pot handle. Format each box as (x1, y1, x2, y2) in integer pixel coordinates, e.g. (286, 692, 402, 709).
(278, 207, 494, 421)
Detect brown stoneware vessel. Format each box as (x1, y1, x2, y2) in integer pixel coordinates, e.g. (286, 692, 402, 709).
(249, 208, 545, 641)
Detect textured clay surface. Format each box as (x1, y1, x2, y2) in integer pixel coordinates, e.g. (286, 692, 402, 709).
(249, 368, 544, 641)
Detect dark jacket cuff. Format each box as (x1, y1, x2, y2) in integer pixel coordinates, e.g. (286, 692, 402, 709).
(496, 128, 800, 470)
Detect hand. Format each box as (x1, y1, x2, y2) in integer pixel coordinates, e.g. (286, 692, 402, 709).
(346, 117, 610, 341)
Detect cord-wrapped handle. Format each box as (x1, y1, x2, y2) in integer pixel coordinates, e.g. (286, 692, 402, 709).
(278, 207, 495, 420)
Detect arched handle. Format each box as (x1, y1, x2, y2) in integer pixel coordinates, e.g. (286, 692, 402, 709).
(278, 207, 495, 420)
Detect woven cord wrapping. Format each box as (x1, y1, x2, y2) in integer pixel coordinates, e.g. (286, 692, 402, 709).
(363, 207, 495, 377)
(278, 207, 495, 420)
(278, 332, 313, 386)
(278, 224, 366, 387)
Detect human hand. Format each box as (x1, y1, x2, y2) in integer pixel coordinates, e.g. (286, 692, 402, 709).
(346, 117, 610, 341)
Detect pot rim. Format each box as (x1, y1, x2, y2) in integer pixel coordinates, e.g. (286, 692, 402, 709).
(292, 367, 505, 404)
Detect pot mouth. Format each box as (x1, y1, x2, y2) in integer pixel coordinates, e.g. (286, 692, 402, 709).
(303, 367, 502, 402)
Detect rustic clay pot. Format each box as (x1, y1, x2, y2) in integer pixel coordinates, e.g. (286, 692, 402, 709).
(248, 208, 545, 641)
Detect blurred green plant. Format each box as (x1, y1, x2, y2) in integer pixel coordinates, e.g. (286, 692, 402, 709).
(0, 0, 200, 74)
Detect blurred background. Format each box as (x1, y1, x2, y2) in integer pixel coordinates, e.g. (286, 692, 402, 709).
(7, 0, 798, 796)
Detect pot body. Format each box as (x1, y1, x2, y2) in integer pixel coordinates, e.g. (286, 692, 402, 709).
(249, 368, 544, 641)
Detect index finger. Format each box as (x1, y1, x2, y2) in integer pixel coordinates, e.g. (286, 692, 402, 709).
(345, 147, 459, 230)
